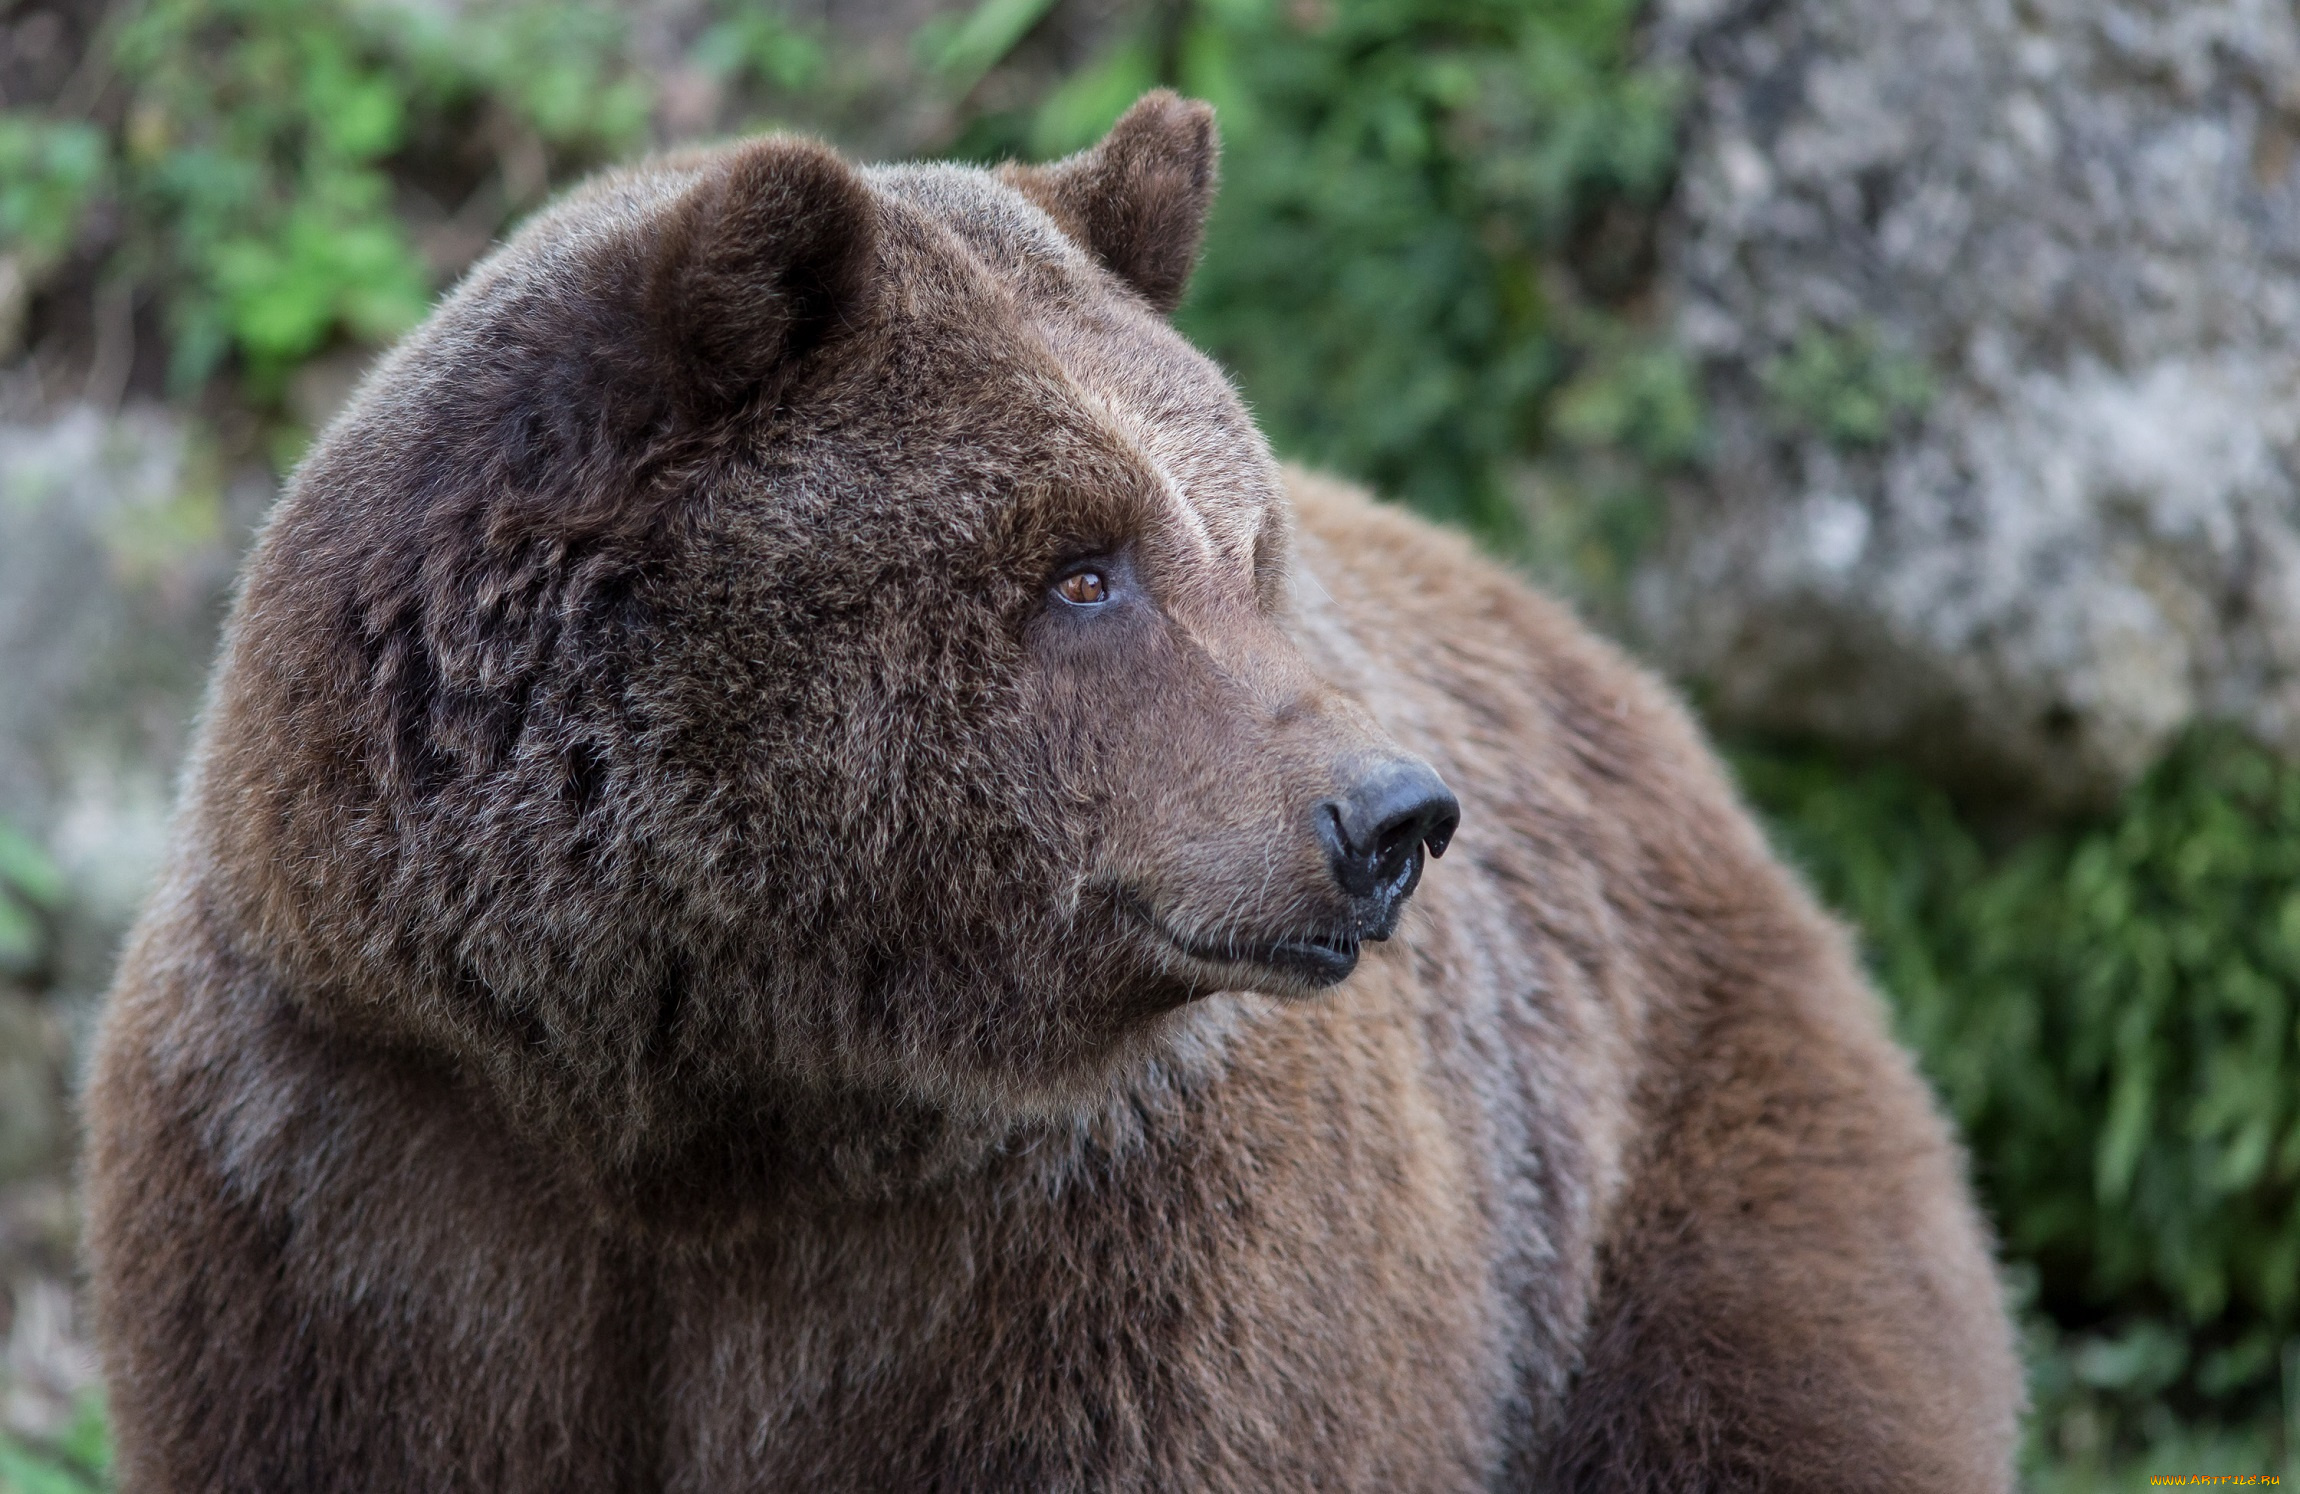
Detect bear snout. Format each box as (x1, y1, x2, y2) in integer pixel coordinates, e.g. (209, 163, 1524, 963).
(1315, 755, 1460, 927)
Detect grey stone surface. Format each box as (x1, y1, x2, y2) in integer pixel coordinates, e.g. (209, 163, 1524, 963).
(1, 1240, 97, 1444)
(1644, 0, 2300, 803)
(0, 399, 266, 1001)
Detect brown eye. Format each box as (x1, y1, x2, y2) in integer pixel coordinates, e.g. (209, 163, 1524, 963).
(1057, 570, 1108, 605)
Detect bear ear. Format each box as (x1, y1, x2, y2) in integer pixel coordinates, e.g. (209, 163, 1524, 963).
(1002, 91, 1219, 315)
(648, 136, 878, 415)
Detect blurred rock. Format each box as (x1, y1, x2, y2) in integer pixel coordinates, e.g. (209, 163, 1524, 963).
(0, 990, 65, 1188)
(1, 1262, 97, 1444)
(1645, 0, 2300, 804)
(0, 1173, 86, 1446)
(0, 399, 267, 1003)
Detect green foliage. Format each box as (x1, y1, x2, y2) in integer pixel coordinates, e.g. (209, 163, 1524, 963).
(0, 1395, 111, 1494)
(0, 118, 107, 272)
(1760, 323, 1934, 447)
(0, 819, 63, 977)
(1741, 731, 2300, 1462)
(111, 0, 441, 387)
(1525, 329, 1700, 593)
(693, 2, 825, 94)
(395, 4, 655, 152)
(1183, 0, 1685, 544)
(922, 0, 1064, 93)
(0, 0, 656, 397)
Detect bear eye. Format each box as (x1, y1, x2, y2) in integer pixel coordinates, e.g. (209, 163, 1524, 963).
(1056, 570, 1109, 606)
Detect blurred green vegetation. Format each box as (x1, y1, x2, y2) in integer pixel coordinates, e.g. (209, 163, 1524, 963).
(0, 116, 103, 274)
(1761, 322, 1935, 448)
(0, 819, 62, 982)
(0, 0, 659, 396)
(0, 1394, 106, 1494)
(2, 0, 2296, 1485)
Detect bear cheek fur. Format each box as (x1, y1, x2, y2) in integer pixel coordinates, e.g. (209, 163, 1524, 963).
(1024, 562, 1407, 997)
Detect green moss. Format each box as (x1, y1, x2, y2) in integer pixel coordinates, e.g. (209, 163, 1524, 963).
(1760, 323, 1934, 447)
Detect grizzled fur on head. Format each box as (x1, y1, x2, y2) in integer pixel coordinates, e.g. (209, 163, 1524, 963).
(195, 94, 1400, 1182)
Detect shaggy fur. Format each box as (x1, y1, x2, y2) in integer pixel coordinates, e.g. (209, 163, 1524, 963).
(85, 93, 2022, 1491)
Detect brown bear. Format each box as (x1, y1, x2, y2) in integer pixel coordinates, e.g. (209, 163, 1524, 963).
(84, 93, 2021, 1491)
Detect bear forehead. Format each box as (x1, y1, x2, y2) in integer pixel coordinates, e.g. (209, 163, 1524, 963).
(349, 147, 1280, 589)
(862, 162, 1277, 574)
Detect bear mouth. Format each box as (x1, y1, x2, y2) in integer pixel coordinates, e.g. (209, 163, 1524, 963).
(1122, 899, 1363, 988)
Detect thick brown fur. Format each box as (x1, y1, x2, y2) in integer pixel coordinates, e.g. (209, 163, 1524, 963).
(85, 93, 2021, 1491)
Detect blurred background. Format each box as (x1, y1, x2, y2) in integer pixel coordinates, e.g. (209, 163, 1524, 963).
(1, 0, 2298, 1486)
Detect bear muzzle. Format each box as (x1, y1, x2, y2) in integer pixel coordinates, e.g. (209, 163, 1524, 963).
(1123, 753, 1460, 990)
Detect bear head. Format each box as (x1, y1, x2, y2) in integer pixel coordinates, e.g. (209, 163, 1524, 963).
(193, 94, 1458, 1185)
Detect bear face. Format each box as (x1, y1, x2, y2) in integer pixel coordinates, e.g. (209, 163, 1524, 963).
(193, 96, 1456, 1181)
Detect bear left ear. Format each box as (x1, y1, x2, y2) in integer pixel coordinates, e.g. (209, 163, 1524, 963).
(648, 136, 879, 416)
(1002, 91, 1219, 315)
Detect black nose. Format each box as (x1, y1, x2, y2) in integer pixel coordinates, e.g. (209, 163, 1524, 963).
(1319, 758, 1461, 902)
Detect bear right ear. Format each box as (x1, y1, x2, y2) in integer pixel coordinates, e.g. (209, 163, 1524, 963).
(647, 137, 878, 417)
(1001, 91, 1219, 315)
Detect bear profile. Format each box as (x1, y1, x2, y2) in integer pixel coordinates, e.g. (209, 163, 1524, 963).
(85, 93, 2021, 1490)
